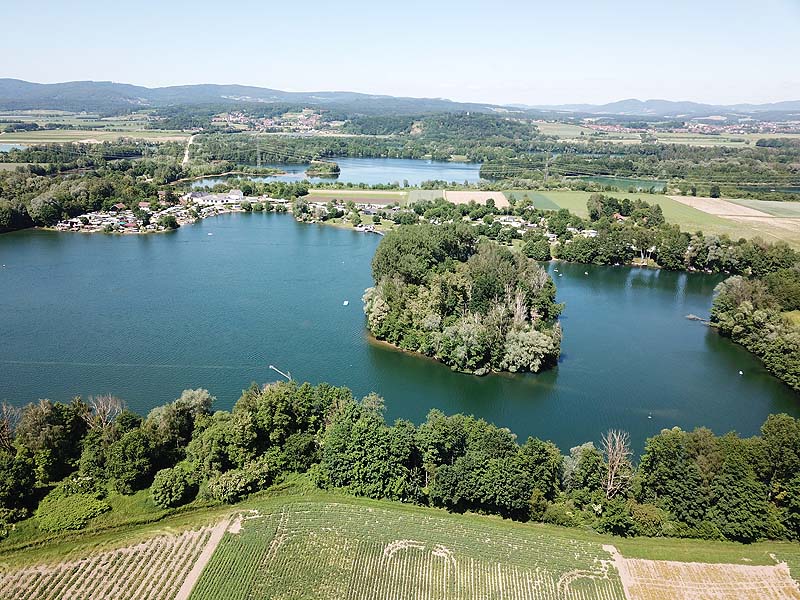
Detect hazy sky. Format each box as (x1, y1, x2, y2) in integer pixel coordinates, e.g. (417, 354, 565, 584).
(3, 0, 799, 105)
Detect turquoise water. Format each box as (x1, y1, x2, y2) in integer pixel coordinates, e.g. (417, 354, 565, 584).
(190, 157, 482, 187)
(0, 213, 796, 452)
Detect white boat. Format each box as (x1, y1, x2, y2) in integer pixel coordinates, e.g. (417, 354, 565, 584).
(343, 300, 349, 306)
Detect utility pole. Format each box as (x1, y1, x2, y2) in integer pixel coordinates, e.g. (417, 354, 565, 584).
(256, 137, 262, 168)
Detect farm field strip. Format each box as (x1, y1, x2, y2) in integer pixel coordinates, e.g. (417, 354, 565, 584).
(0, 525, 216, 600)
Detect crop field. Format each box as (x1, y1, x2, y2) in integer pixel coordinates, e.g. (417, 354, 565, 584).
(0, 129, 189, 143)
(189, 501, 625, 600)
(0, 524, 221, 600)
(727, 198, 800, 218)
(307, 189, 408, 205)
(444, 190, 509, 207)
(504, 190, 800, 245)
(407, 189, 446, 203)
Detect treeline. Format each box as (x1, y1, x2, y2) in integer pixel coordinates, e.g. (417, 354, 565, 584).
(364, 224, 562, 375)
(481, 141, 800, 201)
(711, 269, 800, 391)
(3, 382, 800, 544)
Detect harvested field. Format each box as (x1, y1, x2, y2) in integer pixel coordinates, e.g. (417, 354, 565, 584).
(0, 523, 222, 600)
(669, 195, 800, 246)
(444, 190, 509, 207)
(668, 195, 774, 217)
(612, 551, 800, 600)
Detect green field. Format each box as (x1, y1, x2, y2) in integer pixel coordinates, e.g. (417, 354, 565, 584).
(535, 121, 594, 138)
(307, 188, 408, 205)
(407, 188, 446, 203)
(727, 198, 800, 217)
(190, 497, 626, 600)
(506, 190, 800, 244)
(3, 483, 800, 600)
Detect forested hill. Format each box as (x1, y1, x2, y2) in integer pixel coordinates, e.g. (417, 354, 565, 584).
(0, 79, 507, 115)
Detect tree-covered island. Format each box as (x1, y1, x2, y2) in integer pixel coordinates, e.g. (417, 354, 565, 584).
(363, 223, 562, 375)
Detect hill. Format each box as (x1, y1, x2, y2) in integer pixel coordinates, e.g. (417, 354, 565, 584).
(2, 79, 798, 119)
(0, 78, 508, 116)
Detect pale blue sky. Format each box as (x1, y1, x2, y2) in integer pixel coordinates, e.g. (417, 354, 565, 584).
(3, 0, 799, 105)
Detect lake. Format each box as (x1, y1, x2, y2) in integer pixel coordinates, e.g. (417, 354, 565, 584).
(1, 213, 796, 453)
(190, 157, 483, 187)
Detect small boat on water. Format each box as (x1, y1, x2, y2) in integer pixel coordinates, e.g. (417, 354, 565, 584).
(343, 300, 349, 306)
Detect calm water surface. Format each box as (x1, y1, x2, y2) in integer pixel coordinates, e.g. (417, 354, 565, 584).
(191, 157, 482, 187)
(1, 213, 796, 452)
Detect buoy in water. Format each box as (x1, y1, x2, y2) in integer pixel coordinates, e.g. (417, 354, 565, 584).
(648, 413, 652, 419)
(739, 370, 744, 376)
(584, 271, 589, 275)
(343, 300, 349, 306)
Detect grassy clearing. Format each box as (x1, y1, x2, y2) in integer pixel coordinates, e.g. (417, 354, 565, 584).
(535, 121, 594, 138)
(784, 311, 800, 327)
(0, 163, 33, 171)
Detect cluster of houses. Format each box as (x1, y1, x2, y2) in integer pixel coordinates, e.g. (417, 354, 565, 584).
(54, 189, 281, 234)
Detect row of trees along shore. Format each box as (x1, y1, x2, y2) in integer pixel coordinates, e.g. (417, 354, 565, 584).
(2, 383, 800, 544)
(363, 223, 563, 375)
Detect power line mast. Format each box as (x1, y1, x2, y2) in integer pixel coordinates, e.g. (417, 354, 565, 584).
(256, 136, 262, 168)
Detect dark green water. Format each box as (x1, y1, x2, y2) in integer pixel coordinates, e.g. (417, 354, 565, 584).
(1, 213, 796, 452)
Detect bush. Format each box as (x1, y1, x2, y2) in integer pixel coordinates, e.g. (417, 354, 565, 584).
(630, 501, 667, 537)
(596, 498, 635, 537)
(35, 491, 110, 532)
(542, 500, 582, 527)
(207, 470, 252, 504)
(151, 467, 197, 509)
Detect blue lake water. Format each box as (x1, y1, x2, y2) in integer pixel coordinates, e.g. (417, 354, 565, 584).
(1, 213, 796, 453)
(191, 157, 483, 188)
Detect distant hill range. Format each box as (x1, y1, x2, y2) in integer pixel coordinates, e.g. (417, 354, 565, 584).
(0, 79, 505, 115)
(519, 98, 800, 118)
(0, 79, 798, 119)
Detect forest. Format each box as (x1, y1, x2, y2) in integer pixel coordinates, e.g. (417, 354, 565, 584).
(2, 381, 800, 545)
(363, 224, 563, 375)
(711, 268, 800, 391)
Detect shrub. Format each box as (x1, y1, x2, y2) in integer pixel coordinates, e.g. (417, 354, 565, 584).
(542, 500, 582, 527)
(151, 467, 197, 509)
(35, 491, 110, 532)
(207, 470, 252, 504)
(630, 501, 667, 537)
